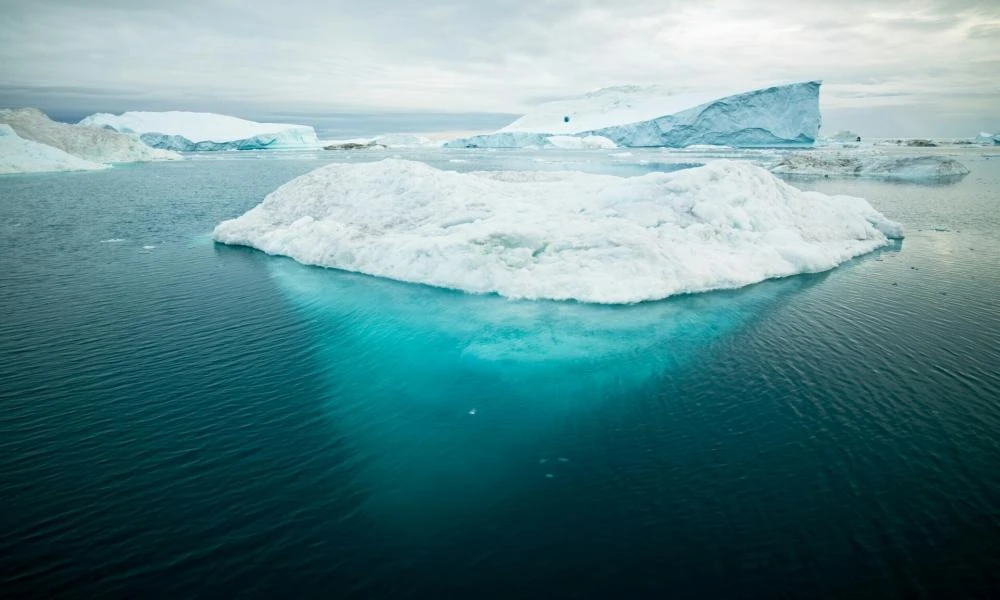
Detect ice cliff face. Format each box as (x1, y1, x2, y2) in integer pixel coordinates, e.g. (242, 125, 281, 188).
(214, 158, 901, 304)
(78, 111, 319, 151)
(0, 124, 108, 174)
(445, 82, 822, 149)
(0, 108, 180, 163)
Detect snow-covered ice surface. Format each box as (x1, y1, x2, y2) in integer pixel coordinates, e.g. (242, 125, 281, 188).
(1, 108, 180, 163)
(78, 111, 319, 151)
(0, 124, 108, 174)
(214, 158, 901, 304)
(446, 82, 821, 149)
(771, 152, 970, 180)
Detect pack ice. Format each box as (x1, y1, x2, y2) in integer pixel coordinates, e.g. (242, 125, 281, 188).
(1, 108, 180, 164)
(78, 111, 319, 151)
(771, 152, 970, 179)
(445, 82, 821, 149)
(213, 159, 902, 304)
(0, 124, 108, 174)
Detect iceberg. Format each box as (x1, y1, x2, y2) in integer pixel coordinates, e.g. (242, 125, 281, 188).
(0, 108, 180, 163)
(78, 111, 319, 151)
(0, 124, 108, 174)
(825, 130, 862, 143)
(321, 133, 443, 150)
(213, 158, 901, 304)
(445, 81, 821, 149)
(770, 152, 970, 180)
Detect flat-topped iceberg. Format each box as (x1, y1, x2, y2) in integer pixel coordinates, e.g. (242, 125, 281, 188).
(214, 158, 901, 304)
(78, 111, 319, 151)
(1, 108, 180, 163)
(0, 124, 108, 174)
(445, 82, 821, 149)
(771, 153, 970, 180)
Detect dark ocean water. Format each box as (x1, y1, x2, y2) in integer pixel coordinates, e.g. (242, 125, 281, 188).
(1, 149, 999, 598)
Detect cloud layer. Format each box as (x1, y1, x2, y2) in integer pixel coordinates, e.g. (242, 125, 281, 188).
(1, 0, 998, 135)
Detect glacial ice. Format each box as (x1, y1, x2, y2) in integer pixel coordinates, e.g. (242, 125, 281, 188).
(770, 152, 970, 180)
(213, 158, 901, 304)
(78, 111, 319, 151)
(0, 124, 108, 174)
(1, 108, 180, 163)
(445, 82, 821, 149)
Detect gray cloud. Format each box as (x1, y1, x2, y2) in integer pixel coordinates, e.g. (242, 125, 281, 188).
(0, 0, 998, 136)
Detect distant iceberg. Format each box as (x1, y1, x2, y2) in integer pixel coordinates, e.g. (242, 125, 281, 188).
(321, 133, 443, 150)
(1, 108, 180, 163)
(771, 152, 970, 180)
(0, 124, 108, 174)
(825, 130, 862, 143)
(445, 81, 821, 149)
(974, 131, 999, 145)
(78, 111, 319, 151)
(214, 158, 901, 304)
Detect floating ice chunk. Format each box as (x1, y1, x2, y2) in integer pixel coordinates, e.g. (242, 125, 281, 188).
(1, 108, 180, 163)
(142, 245, 156, 250)
(0, 124, 108, 174)
(446, 82, 821, 148)
(546, 135, 617, 149)
(99, 238, 126, 243)
(545, 473, 555, 479)
(213, 158, 902, 304)
(78, 111, 319, 151)
(468, 408, 477, 415)
(771, 152, 970, 180)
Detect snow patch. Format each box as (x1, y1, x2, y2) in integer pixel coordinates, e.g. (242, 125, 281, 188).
(214, 158, 902, 304)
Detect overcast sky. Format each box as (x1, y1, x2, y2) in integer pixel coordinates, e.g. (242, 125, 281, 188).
(1, 0, 998, 137)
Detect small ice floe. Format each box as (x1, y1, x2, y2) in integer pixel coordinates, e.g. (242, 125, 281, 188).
(468, 408, 476, 416)
(448, 159, 469, 163)
(141, 245, 156, 250)
(99, 238, 126, 243)
(557, 457, 569, 462)
(539, 458, 549, 464)
(545, 473, 555, 479)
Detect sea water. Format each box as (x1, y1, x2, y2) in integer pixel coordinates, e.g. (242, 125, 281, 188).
(1, 147, 998, 598)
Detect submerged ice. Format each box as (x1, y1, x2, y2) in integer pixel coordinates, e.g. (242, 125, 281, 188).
(214, 159, 902, 304)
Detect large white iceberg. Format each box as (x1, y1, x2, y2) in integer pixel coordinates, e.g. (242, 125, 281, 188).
(445, 82, 821, 149)
(771, 152, 970, 179)
(78, 111, 319, 151)
(0, 108, 180, 163)
(0, 124, 108, 174)
(213, 158, 901, 304)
